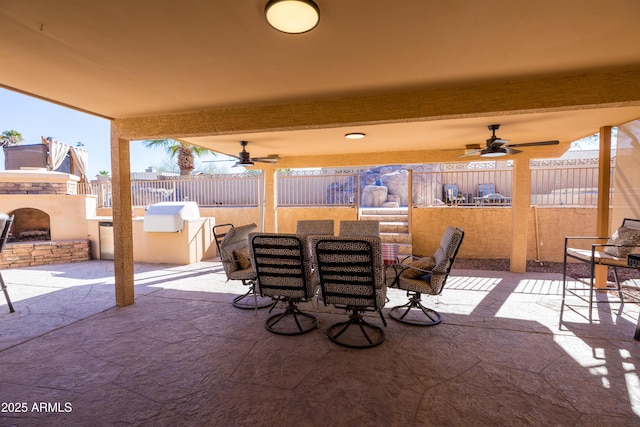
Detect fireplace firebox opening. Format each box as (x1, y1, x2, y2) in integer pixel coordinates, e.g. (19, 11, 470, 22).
(7, 208, 51, 242)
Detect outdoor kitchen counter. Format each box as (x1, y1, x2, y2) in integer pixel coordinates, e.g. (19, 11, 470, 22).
(87, 216, 217, 264)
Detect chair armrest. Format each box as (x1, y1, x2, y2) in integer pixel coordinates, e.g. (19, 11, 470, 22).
(386, 261, 432, 286)
(564, 236, 608, 242)
(590, 243, 640, 248)
(398, 255, 414, 264)
(564, 236, 609, 252)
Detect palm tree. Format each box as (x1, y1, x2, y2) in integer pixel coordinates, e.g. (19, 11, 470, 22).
(0, 130, 24, 146)
(143, 139, 211, 175)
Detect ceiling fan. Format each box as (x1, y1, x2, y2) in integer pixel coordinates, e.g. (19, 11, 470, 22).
(460, 124, 560, 157)
(207, 141, 280, 167)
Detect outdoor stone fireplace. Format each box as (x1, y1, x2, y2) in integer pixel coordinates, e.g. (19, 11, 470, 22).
(0, 169, 93, 268)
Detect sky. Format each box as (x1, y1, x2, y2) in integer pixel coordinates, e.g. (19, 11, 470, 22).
(0, 88, 231, 178)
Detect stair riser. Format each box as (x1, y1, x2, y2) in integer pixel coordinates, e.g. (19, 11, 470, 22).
(380, 226, 409, 235)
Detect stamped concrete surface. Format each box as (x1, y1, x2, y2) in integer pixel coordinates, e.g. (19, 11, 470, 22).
(0, 260, 639, 426)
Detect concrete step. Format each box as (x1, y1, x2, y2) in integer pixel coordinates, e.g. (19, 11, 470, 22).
(380, 232, 411, 244)
(360, 208, 412, 257)
(379, 221, 409, 233)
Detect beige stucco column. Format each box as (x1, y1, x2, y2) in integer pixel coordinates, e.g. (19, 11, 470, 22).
(595, 126, 612, 288)
(510, 157, 531, 273)
(110, 130, 135, 306)
(261, 165, 276, 232)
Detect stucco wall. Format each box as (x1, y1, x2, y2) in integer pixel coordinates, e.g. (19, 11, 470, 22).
(275, 205, 599, 263)
(410, 206, 598, 262)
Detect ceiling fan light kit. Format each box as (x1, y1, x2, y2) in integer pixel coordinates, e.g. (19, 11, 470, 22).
(265, 0, 320, 34)
(481, 146, 507, 157)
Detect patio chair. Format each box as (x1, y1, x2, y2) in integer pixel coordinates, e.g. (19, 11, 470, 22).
(213, 223, 272, 310)
(478, 183, 495, 197)
(0, 213, 15, 313)
(443, 183, 465, 205)
(296, 219, 335, 269)
(475, 183, 511, 205)
(338, 220, 380, 237)
(313, 236, 387, 348)
(388, 226, 464, 326)
(249, 233, 318, 335)
(296, 219, 334, 236)
(561, 218, 640, 332)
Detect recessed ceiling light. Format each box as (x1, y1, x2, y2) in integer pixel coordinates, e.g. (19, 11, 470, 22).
(345, 132, 366, 140)
(265, 0, 320, 34)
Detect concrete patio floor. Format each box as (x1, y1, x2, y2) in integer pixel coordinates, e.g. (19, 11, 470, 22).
(0, 260, 639, 426)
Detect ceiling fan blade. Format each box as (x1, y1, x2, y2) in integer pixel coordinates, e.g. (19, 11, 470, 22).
(505, 147, 523, 155)
(458, 149, 482, 157)
(203, 159, 237, 163)
(252, 156, 280, 164)
(506, 140, 559, 148)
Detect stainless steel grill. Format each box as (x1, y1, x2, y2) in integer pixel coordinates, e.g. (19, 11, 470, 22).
(143, 202, 200, 232)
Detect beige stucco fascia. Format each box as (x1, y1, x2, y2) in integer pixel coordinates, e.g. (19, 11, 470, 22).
(112, 70, 640, 141)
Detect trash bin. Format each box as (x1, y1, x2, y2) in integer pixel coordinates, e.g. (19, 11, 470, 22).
(99, 222, 114, 260)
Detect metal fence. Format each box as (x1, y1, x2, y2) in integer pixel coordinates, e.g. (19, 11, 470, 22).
(412, 162, 513, 207)
(276, 170, 358, 207)
(530, 158, 614, 206)
(80, 172, 262, 208)
(78, 158, 612, 209)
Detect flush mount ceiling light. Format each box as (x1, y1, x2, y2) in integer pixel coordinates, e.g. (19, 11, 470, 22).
(265, 0, 320, 34)
(345, 132, 366, 140)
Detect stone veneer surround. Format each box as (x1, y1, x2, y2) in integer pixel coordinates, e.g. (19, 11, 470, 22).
(0, 240, 90, 269)
(0, 180, 76, 195)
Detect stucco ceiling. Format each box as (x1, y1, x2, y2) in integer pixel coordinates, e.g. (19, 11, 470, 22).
(2, 0, 640, 160)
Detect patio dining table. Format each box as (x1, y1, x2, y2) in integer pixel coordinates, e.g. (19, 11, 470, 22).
(381, 243, 400, 266)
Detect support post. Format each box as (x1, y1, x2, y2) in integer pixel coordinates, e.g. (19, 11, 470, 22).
(510, 158, 531, 273)
(111, 130, 135, 306)
(262, 165, 276, 232)
(595, 126, 612, 289)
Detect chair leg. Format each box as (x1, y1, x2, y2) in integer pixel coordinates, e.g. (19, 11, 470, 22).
(389, 292, 442, 326)
(560, 250, 569, 328)
(326, 309, 385, 349)
(232, 281, 273, 310)
(265, 300, 318, 336)
(612, 267, 625, 301)
(0, 272, 15, 313)
(588, 261, 596, 321)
